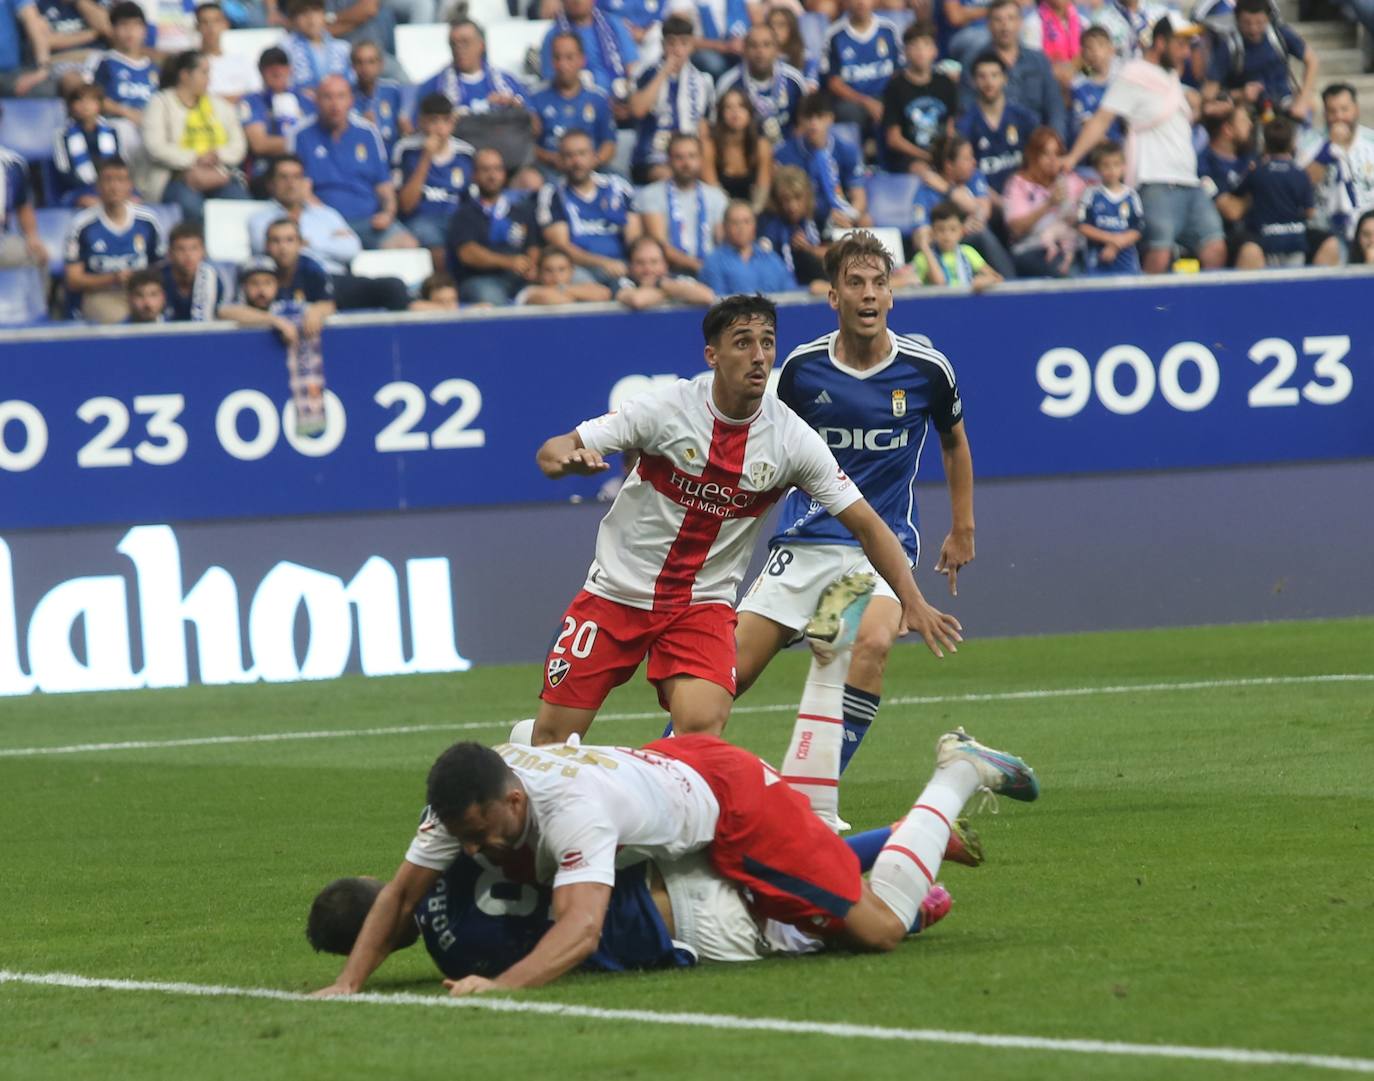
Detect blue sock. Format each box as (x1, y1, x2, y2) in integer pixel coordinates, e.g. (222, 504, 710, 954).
(839, 685, 880, 774)
(844, 825, 893, 871)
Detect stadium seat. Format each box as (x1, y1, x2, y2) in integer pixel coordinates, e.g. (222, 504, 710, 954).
(462, 0, 517, 30)
(0, 98, 66, 162)
(487, 20, 551, 82)
(34, 207, 75, 275)
(833, 226, 905, 267)
(611, 128, 635, 179)
(221, 27, 285, 66)
(205, 198, 274, 265)
(865, 173, 921, 231)
(350, 248, 434, 290)
(396, 23, 452, 83)
(0, 266, 49, 326)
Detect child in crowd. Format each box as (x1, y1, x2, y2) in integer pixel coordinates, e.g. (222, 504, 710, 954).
(756, 165, 829, 290)
(1069, 27, 1122, 146)
(881, 22, 959, 175)
(1239, 117, 1313, 268)
(774, 92, 871, 228)
(409, 272, 461, 311)
(89, 2, 158, 126)
(1076, 141, 1143, 274)
(52, 82, 122, 207)
(912, 201, 1002, 289)
(517, 248, 613, 305)
(284, 0, 354, 95)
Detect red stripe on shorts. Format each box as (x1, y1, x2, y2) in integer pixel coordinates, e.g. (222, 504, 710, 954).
(884, 843, 934, 884)
(640, 419, 751, 609)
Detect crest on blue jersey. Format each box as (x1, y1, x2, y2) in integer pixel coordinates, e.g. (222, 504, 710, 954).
(891, 389, 906, 417)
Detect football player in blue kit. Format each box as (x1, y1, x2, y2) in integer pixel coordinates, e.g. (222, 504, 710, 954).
(721, 230, 973, 829)
(306, 816, 968, 979)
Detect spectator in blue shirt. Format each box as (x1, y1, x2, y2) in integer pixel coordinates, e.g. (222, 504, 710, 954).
(944, 0, 992, 69)
(292, 75, 418, 249)
(824, 0, 902, 136)
(530, 31, 617, 175)
(239, 46, 316, 191)
(1070, 27, 1123, 147)
(446, 145, 538, 304)
(63, 157, 166, 323)
(394, 93, 476, 251)
(1197, 102, 1263, 269)
(701, 200, 797, 294)
(1238, 116, 1318, 266)
(717, 24, 808, 145)
(285, 0, 354, 94)
(352, 40, 408, 153)
(955, 53, 1038, 193)
(541, 0, 637, 102)
(775, 91, 871, 228)
(678, 0, 751, 81)
(415, 18, 530, 118)
(961, 0, 1066, 141)
(1202, 0, 1318, 124)
(0, 0, 57, 97)
(627, 15, 714, 184)
(160, 222, 227, 321)
(90, 2, 157, 125)
(536, 128, 642, 285)
(1075, 141, 1143, 274)
(53, 81, 122, 208)
(0, 137, 48, 268)
(262, 216, 336, 336)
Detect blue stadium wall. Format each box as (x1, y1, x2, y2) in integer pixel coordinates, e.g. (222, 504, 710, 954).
(2, 271, 1371, 695)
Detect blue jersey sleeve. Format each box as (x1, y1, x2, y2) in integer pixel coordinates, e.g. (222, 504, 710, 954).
(593, 94, 616, 147)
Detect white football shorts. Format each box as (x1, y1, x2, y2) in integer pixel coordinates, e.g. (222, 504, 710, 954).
(737, 542, 912, 634)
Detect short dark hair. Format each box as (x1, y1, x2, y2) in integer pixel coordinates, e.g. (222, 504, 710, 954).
(1264, 116, 1294, 155)
(550, 29, 584, 54)
(971, 51, 1007, 76)
(195, 2, 224, 17)
(558, 128, 593, 149)
(930, 200, 964, 225)
(987, 0, 1019, 13)
(267, 153, 305, 181)
(1080, 24, 1111, 47)
(288, 0, 325, 16)
(449, 16, 485, 41)
(1091, 139, 1124, 166)
(306, 877, 383, 955)
(902, 21, 936, 45)
(420, 271, 457, 298)
(1235, 0, 1270, 16)
(64, 80, 103, 104)
(259, 45, 289, 70)
(169, 222, 205, 246)
(109, 1, 147, 25)
(701, 294, 777, 344)
(96, 156, 130, 175)
(266, 217, 302, 239)
(162, 49, 203, 88)
(823, 230, 894, 283)
(1322, 82, 1357, 105)
(668, 131, 701, 153)
(662, 14, 693, 38)
(127, 268, 162, 293)
(419, 92, 454, 117)
(795, 91, 835, 122)
(426, 742, 513, 823)
(351, 39, 381, 59)
(628, 234, 666, 261)
(932, 132, 969, 173)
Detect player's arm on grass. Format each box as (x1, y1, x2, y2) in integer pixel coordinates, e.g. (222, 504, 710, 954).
(834, 499, 962, 657)
(935, 419, 974, 595)
(312, 859, 439, 997)
(445, 881, 612, 995)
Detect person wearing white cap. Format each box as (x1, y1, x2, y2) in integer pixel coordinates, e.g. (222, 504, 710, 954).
(1062, 12, 1225, 273)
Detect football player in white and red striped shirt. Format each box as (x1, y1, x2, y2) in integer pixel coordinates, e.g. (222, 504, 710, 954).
(531, 294, 962, 746)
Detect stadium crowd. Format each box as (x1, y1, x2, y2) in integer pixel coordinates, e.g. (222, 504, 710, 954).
(2, 0, 1374, 325)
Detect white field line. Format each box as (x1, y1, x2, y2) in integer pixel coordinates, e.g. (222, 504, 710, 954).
(1, 673, 1370, 760)
(2, 969, 1371, 1074)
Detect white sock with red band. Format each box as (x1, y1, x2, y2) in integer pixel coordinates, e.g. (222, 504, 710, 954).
(869, 759, 981, 928)
(779, 650, 849, 829)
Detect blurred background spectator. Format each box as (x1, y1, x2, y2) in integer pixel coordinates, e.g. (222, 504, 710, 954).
(717, 24, 807, 145)
(766, 6, 818, 86)
(53, 81, 121, 206)
(198, 3, 260, 101)
(824, 0, 901, 139)
(757, 163, 828, 288)
(446, 145, 537, 304)
(240, 46, 315, 193)
(1199, 103, 1265, 269)
(1003, 124, 1084, 276)
(536, 128, 639, 284)
(1076, 140, 1143, 274)
(0, 131, 46, 266)
(918, 132, 1016, 277)
(125, 268, 166, 322)
(64, 157, 165, 322)
(90, 3, 157, 128)
(671, 0, 751, 80)
(1349, 208, 1374, 262)
(160, 221, 227, 320)
(352, 40, 405, 151)
(615, 233, 715, 307)
(1239, 116, 1322, 267)
(409, 270, 459, 310)
(516, 245, 612, 303)
(912, 199, 1002, 287)
(393, 92, 474, 255)
(0, 0, 57, 97)
(776, 91, 871, 226)
(635, 131, 726, 275)
(701, 199, 797, 292)
(284, 0, 354, 93)
(962, 0, 1065, 139)
(956, 53, 1035, 194)
(702, 85, 772, 205)
(629, 15, 713, 183)
(1203, 0, 1318, 124)
(540, 0, 637, 100)
(530, 31, 616, 175)
(882, 21, 958, 176)
(1302, 83, 1374, 250)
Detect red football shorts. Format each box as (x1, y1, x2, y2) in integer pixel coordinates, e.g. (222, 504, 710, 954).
(645, 734, 861, 934)
(540, 591, 738, 711)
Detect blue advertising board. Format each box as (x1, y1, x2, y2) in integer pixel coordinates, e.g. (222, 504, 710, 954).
(2, 273, 1370, 531)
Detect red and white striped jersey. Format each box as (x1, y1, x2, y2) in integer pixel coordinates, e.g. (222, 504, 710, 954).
(576, 373, 861, 611)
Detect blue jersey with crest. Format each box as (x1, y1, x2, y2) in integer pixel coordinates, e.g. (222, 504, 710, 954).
(354, 79, 405, 152)
(824, 16, 902, 99)
(1076, 183, 1143, 273)
(65, 204, 166, 274)
(535, 173, 636, 259)
(413, 854, 691, 979)
(391, 135, 476, 218)
(955, 101, 1037, 192)
(530, 82, 617, 154)
(771, 330, 962, 561)
(90, 51, 158, 110)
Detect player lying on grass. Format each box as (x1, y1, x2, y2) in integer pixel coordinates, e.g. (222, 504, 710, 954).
(311, 726, 1036, 997)
(528, 292, 962, 747)
(306, 820, 975, 978)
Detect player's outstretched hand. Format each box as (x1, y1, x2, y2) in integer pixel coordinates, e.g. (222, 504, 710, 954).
(309, 983, 356, 999)
(934, 529, 975, 596)
(558, 448, 609, 475)
(900, 597, 963, 659)
(444, 975, 500, 997)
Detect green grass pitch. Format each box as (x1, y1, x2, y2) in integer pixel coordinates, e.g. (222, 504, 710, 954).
(3, 618, 1372, 1081)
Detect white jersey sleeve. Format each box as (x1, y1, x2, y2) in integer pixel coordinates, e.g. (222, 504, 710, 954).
(404, 807, 462, 872)
(537, 791, 620, 889)
(784, 416, 863, 517)
(575, 385, 671, 457)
